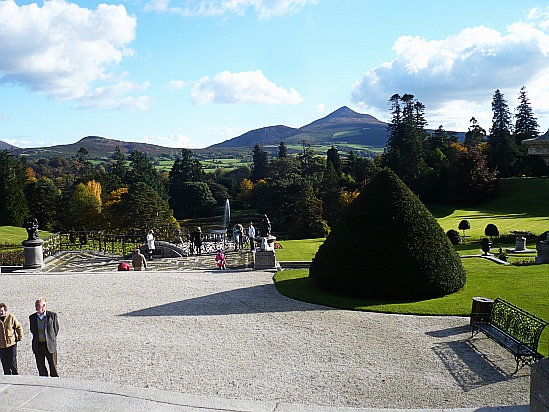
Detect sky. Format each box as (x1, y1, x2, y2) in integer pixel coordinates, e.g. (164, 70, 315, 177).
(2, 0, 549, 149)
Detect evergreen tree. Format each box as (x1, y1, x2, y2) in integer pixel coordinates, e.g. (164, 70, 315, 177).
(251, 143, 269, 182)
(170, 149, 204, 183)
(114, 182, 177, 233)
(278, 141, 288, 159)
(514, 86, 539, 144)
(463, 117, 486, 148)
(310, 169, 466, 299)
(111, 146, 128, 180)
(24, 177, 61, 231)
(172, 182, 217, 218)
(169, 149, 205, 214)
(0, 151, 29, 226)
(320, 160, 342, 228)
(326, 146, 342, 179)
(513, 86, 547, 176)
(72, 147, 93, 179)
(487, 89, 517, 177)
(127, 150, 167, 199)
(382, 93, 427, 187)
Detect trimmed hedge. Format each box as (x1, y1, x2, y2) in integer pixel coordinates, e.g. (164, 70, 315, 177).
(309, 169, 466, 299)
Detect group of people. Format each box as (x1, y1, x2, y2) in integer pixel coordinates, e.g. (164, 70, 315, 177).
(0, 297, 59, 377)
(233, 222, 256, 251)
(117, 229, 156, 271)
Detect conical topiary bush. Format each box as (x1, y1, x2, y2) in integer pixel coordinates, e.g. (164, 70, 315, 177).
(309, 169, 466, 299)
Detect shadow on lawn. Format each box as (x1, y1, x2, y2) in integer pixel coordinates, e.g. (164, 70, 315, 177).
(275, 274, 420, 310)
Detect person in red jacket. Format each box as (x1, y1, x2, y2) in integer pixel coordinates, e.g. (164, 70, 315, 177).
(215, 248, 226, 270)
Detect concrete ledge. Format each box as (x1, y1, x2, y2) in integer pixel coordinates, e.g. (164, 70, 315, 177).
(0, 375, 531, 412)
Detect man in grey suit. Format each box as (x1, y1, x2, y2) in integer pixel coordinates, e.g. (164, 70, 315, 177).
(29, 297, 59, 377)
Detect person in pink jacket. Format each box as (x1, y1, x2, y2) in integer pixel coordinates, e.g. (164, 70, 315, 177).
(215, 249, 226, 270)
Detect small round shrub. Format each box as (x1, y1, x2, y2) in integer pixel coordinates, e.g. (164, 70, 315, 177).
(485, 223, 499, 239)
(446, 229, 461, 245)
(458, 220, 470, 231)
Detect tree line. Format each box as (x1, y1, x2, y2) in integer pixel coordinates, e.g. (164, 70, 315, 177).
(0, 87, 546, 239)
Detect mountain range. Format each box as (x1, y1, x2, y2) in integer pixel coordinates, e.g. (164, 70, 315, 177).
(2, 106, 393, 159)
(209, 106, 389, 148)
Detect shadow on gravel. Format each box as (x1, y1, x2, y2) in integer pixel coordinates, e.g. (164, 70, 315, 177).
(426, 325, 471, 338)
(432, 339, 527, 391)
(120, 284, 330, 317)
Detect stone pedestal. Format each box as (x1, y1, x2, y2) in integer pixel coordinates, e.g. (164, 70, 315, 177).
(259, 235, 276, 252)
(515, 236, 526, 251)
(537, 240, 549, 264)
(531, 357, 549, 412)
(22, 238, 44, 269)
(254, 250, 280, 270)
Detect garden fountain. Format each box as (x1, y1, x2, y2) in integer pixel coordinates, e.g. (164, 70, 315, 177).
(210, 199, 230, 243)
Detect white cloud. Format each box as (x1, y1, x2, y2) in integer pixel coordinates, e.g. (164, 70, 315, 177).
(3, 137, 48, 148)
(143, 133, 206, 148)
(352, 12, 549, 131)
(0, 0, 140, 108)
(204, 126, 245, 138)
(167, 80, 187, 90)
(0, 114, 9, 121)
(145, 0, 317, 19)
(77, 80, 151, 110)
(191, 70, 303, 105)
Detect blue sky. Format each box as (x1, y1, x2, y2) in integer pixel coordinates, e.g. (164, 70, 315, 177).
(2, 0, 549, 149)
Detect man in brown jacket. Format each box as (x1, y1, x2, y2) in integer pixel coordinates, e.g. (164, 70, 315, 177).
(131, 248, 147, 270)
(0, 303, 23, 375)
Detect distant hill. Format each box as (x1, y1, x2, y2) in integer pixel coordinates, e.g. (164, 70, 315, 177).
(0, 140, 19, 150)
(10, 136, 182, 160)
(210, 106, 390, 149)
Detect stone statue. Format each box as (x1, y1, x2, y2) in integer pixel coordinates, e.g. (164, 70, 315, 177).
(260, 214, 271, 237)
(25, 218, 40, 240)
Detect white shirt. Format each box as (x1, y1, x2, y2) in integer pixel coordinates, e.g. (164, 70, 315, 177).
(147, 233, 155, 249)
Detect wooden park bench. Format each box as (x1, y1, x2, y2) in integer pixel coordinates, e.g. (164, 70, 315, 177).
(470, 297, 548, 372)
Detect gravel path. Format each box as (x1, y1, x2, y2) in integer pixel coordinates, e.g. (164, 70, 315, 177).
(1, 269, 530, 409)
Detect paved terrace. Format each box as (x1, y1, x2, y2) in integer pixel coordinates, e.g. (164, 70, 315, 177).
(0, 251, 532, 411)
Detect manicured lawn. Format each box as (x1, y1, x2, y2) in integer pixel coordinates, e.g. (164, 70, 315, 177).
(434, 177, 549, 239)
(275, 238, 324, 261)
(0, 226, 53, 248)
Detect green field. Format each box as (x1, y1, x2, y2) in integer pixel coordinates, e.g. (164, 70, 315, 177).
(0, 226, 53, 247)
(434, 177, 549, 239)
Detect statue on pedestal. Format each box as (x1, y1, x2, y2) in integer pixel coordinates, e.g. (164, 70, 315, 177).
(260, 214, 271, 238)
(25, 218, 40, 240)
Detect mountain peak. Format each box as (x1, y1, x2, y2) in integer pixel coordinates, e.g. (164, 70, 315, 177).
(300, 106, 384, 131)
(325, 106, 359, 118)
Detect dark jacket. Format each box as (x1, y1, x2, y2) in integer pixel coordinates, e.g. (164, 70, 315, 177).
(29, 311, 59, 354)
